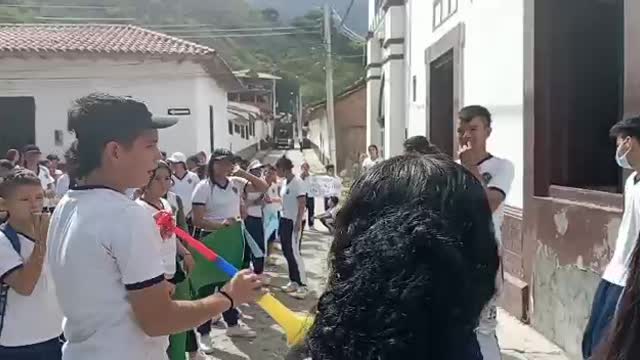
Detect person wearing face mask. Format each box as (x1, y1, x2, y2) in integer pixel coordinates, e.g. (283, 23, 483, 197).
(582, 116, 640, 359)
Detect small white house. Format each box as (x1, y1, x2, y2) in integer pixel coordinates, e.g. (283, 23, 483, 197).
(227, 101, 265, 154)
(0, 23, 246, 158)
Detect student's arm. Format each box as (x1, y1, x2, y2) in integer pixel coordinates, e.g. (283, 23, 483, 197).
(293, 181, 306, 233)
(1, 214, 50, 296)
(117, 207, 264, 336)
(192, 205, 230, 231)
(174, 195, 188, 231)
(235, 169, 269, 193)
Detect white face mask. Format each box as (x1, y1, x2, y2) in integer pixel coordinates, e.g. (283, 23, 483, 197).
(616, 141, 633, 170)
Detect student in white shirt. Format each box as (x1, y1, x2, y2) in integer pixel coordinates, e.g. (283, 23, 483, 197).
(323, 164, 342, 211)
(457, 105, 514, 360)
(361, 144, 383, 172)
(47, 93, 264, 360)
(263, 165, 282, 264)
(582, 116, 640, 359)
(46, 154, 64, 183)
(0, 169, 63, 359)
(315, 196, 339, 234)
(21, 145, 55, 212)
(244, 160, 268, 275)
(275, 156, 309, 300)
(167, 152, 200, 230)
(191, 148, 268, 348)
(300, 162, 314, 228)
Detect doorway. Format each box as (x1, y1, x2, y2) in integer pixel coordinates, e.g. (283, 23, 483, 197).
(0, 97, 36, 156)
(429, 50, 455, 157)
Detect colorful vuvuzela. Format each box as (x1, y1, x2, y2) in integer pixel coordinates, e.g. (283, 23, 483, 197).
(155, 212, 312, 345)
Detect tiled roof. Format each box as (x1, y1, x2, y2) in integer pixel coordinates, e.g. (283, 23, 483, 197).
(0, 24, 215, 57)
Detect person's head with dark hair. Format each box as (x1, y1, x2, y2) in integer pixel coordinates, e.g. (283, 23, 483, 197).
(403, 136, 441, 156)
(46, 154, 61, 175)
(305, 154, 499, 360)
(610, 116, 640, 171)
(140, 160, 173, 200)
(196, 151, 207, 165)
(207, 148, 239, 182)
(186, 155, 201, 172)
(0, 159, 14, 179)
(275, 156, 294, 179)
(0, 169, 43, 225)
(65, 93, 176, 191)
(21, 144, 42, 171)
(5, 149, 20, 166)
(368, 144, 380, 160)
(458, 105, 493, 165)
(325, 164, 335, 176)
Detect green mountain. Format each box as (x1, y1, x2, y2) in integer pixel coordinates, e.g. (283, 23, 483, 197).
(0, 0, 365, 109)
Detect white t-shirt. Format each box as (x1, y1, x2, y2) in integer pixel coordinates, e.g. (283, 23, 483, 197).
(477, 155, 515, 247)
(0, 230, 63, 346)
(280, 176, 306, 221)
(136, 198, 177, 278)
(55, 173, 71, 198)
(171, 171, 200, 218)
(300, 174, 312, 195)
(192, 177, 248, 222)
(362, 157, 382, 172)
(246, 192, 264, 218)
(47, 186, 168, 360)
(603, 173, 640, 286)
(264, 182, 282, 214)
(36, 166, 55, 208)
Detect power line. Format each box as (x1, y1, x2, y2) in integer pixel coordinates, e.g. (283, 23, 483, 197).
(0, 4, 117, 10)
(34, 16, 136, 22)
(180, 31, 321, 39)
(145, 22, 322, 29)
(340, 0, 357, 27)
(161, 26, 321, 34)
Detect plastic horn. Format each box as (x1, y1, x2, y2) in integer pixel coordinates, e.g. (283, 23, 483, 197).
(156, 213, 313, 345)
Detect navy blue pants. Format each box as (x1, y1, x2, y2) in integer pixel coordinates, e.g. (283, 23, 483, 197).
(0, 336, 62, 360)
(245, 215, 265, 274)
(582, 279, 624, 359)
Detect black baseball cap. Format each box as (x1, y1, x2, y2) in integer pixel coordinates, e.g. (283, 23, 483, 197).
(68, 93, 178, 140)
(21, 144, 41, 154)
(211, 148, 240, 163)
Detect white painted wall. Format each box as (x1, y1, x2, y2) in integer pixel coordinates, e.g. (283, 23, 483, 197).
(406, 0, 524, 208)
(307, 110, 330, 160)
(0, 58, 233, 158)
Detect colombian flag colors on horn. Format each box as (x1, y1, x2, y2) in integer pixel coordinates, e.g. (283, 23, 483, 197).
(156, 212, 312, 345)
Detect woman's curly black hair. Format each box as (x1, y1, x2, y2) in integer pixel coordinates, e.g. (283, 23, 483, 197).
(305, 154, 499, 360)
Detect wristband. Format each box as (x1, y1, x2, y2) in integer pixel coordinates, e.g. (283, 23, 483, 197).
(218, 290, 234, 311)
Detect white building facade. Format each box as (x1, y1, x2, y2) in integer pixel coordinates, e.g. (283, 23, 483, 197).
(0, 24, 251, 158)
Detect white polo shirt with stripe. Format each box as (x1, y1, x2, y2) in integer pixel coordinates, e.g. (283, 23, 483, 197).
(192, 177, 248, 221)
(281, 176, 306, 221)
(171, 171, 200, 217)
(0, 230, 63, 347)
(47, 186, 168, 360)
(136, 197, 177, 278)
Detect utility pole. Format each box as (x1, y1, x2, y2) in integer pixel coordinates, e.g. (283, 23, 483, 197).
(324, 3, 337, 166)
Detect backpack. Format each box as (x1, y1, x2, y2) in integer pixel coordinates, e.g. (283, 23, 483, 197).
(0, 223, 21, 337)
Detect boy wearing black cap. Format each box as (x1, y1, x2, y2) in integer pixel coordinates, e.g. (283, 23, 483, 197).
(46, 93, 265, 360)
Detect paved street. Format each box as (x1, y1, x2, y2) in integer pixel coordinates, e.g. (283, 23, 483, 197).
(202, 149, 570, 360)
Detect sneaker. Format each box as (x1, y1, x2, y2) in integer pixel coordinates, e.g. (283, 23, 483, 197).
(189, 351, 209, 360)
(281, 282, 299, 293)
(226, 322, 257, 338)
(198, 333, 215, 353)
(290, 286, 309, 300)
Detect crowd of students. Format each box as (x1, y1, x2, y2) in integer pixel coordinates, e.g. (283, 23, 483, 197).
(0, 93, 342, 360)
(4, 91, 639, 360)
